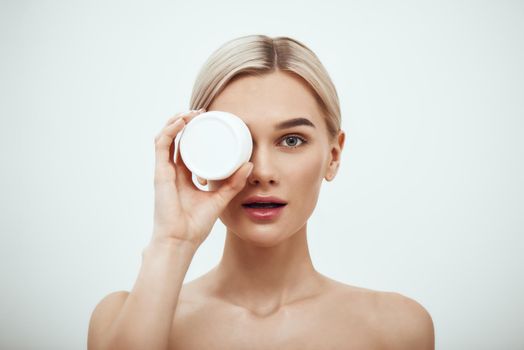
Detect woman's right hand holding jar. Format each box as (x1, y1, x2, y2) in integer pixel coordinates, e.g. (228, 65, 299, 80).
(151, 109, 253, 250)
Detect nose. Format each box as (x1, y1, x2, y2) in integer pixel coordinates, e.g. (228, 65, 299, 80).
(246, 144, 279, 186)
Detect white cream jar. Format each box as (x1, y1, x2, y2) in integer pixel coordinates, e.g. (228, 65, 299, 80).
(177, 110, 253, 183)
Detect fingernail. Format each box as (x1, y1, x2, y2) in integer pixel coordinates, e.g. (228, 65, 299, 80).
(198, 108, 206, 112)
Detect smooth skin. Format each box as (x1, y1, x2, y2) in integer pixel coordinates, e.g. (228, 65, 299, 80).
(88, 70, 434, 350)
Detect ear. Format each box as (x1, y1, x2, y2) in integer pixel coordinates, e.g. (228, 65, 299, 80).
(324, 130, 346, 182)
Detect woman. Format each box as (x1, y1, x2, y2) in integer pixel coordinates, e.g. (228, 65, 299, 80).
(88, 35, 435, 350)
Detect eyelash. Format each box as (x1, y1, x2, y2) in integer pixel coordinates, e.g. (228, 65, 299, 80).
(278, 134, 308, 148)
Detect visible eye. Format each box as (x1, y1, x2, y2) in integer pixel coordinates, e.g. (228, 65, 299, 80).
(278, 135, 308, 148)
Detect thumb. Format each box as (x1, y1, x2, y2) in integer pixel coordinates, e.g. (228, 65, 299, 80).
(212, 162, 253, 211)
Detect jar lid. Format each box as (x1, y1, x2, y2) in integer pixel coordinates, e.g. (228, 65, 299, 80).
(178, 111, 253, 181)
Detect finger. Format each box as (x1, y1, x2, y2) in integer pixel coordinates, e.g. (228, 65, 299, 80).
(166, 112, 194, 165)
(154, 118, 187, 184)
(211, 162, 253, 211)
(165, 109, 206, 127)
(156, 109, 207, 168)
(174, 130, 196, 188)
(172, 109, 207, 187)
(164, 112, 185, 126)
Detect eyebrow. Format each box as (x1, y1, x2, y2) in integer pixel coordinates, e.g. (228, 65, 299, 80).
(273, 117, 316, 130)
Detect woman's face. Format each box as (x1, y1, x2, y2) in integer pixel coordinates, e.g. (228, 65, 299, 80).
(207, 70, 344, 246)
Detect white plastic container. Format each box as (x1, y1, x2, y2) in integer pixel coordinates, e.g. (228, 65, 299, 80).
(177, 110, 253, 181)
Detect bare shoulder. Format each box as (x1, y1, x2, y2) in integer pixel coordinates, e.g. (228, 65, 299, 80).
(88, 290, 130, 350)
(373, 290, 435, 350)
(323, 278, 434, 350)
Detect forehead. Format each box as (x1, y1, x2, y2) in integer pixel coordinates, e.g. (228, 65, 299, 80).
(207, 71, 326, 132)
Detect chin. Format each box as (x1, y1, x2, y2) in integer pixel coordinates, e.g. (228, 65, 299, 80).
(242, 235, 286, 248)
(220, 214, 304, 248)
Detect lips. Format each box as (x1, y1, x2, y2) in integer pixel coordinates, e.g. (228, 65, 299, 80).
(241, 196, 287, 221)
(241, 195, 287, 207)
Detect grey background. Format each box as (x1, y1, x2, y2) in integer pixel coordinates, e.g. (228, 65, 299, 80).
(1, 0, 523, 349)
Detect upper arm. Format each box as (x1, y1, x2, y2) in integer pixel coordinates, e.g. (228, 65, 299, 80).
(87, 290, 130, 350)
(379, 292, 435, 350)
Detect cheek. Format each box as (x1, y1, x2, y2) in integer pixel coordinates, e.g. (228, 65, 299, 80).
(286, 152, 326, 210)
(284, 153, 324, 186)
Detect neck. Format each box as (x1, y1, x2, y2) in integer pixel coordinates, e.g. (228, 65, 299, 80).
(210, 223, 325, 317)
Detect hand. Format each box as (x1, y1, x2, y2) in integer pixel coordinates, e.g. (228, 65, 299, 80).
(151, 109, 253, 249)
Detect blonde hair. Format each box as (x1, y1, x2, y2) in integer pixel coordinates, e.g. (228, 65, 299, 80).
(189, 34, 341, 141)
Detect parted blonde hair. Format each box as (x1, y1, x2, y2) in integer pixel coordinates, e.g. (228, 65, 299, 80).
(189, 34, 341, 141)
